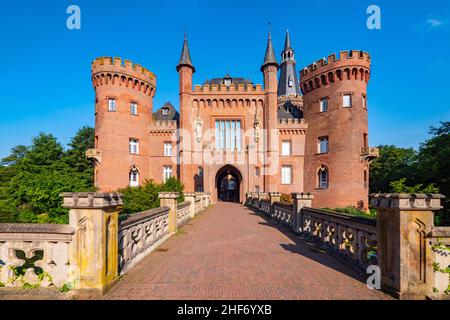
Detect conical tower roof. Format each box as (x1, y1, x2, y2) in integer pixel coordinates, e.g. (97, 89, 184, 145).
(261, 32, 279, 72)
(284, 29, 292, 50)
(176, 33, 195, 72)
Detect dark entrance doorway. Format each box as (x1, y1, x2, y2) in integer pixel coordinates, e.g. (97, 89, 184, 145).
(216, 165, 242, 203)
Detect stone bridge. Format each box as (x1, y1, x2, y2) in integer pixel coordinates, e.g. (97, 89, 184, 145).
(0, 192, 449, 300)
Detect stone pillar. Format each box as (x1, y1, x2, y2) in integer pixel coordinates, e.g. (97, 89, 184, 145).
(184, 192, 197, 219)
(292, 192, 314, 234)
(370, 193, 445, 299)
(159, 192, 179, 234)
(257, 192, 266, 202)
(269, 192, 281, 216)
(61, 192, 122, 295)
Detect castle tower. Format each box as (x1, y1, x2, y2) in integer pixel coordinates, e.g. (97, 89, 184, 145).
(261, 32, 279, 192)
(91, 57, 156, 191)
(300, 51, 371, 210)
(278, 30, 300, 97)
(177, 33, 196, 192)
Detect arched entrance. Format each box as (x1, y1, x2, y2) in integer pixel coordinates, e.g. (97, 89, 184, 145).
(215, 165, 242, 203)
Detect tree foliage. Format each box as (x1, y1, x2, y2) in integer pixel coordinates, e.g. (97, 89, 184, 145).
(0, 127, 95, 223)
(118, 177, 185, 216)
(370, 121, 449, 225)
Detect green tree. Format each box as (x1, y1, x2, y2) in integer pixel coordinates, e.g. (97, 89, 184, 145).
(389, 178, 439, 194)
(0, 129, 95, 224)
(369, 145, 417, 193)
(415, 122, 450, 198)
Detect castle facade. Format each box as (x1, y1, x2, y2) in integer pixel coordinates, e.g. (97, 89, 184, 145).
(89, 31, 377, 209)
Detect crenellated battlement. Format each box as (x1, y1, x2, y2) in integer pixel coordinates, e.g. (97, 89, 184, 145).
(301, 50, 370, 77)
(149, 120, 178, 135)
(92, 57, 156, 81)
(192, 83, 264, 94)
(300, 50, 371, 94)
(91, 57, 157, 96)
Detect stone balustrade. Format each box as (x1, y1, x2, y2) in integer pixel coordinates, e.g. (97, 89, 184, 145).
(301, 207, 377, 270)
(0, 191, 211, 295)
(118, 207, 170, 274)
(259, 199, 270, 215)
(370, 193, 447, 299)
(0, 224, 74, 288)
(273, 202, 294, 227)
(195, 195, 202, 214)
(177, 201, 191, 227)
(427, 227, 450, 297)
(247, 191, 449, 300)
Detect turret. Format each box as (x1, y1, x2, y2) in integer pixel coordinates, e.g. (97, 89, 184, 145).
(278, 30, 300, 97)
(177, 33, 196, 192)
(300, 50, 372, 210)
(261, 32, 279, 192)
(91, 57, 156, 191)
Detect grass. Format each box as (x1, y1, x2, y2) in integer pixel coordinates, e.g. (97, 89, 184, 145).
(322, 207, 377, 219)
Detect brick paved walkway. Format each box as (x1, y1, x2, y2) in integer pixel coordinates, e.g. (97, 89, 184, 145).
(104, 202, 391, 300)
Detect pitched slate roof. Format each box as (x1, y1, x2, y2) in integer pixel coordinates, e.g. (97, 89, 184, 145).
(153, 102, 179, 121)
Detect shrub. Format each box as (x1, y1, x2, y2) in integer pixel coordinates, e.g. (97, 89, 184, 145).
(118, 178, 185, 216)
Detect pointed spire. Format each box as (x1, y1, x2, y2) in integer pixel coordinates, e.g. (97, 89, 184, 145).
(176, 32, 195, 72)
(284, 29, 292, 50)
(261, 31, 279, 72)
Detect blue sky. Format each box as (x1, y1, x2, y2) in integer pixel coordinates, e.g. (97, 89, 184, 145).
(0, 0, 449, 158)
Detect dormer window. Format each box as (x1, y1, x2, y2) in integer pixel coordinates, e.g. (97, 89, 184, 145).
(223, 78, 232, 87)
(162, 108, 169, 115)
(288, 75, 294, 87)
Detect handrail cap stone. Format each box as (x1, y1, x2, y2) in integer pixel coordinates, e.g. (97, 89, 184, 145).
(158, 192, 180, 199)
(369, 193, 446, 210)
(61, 192, 123, 209)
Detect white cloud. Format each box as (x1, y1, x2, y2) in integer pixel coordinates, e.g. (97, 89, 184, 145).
(426, 18, 444, 27)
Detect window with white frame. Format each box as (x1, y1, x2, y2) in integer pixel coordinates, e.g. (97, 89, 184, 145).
(130, 102, 138, 115)
(129, 139, 139, 154)
(318, 166, 329, 189)
(281, 166, 292, 185)
(129, 167, 139, 187)
(164, 142, 172, 157)
(343, 94, 352, 108)
(215, 120, 241, 151)
(163, 166, 172, 182)
(318, 136, 329, 154)
(320, 98, 328, 112)
(281, 141, 291, 156)
(162, 108, 169, 115)
(108, 98, 116, 111)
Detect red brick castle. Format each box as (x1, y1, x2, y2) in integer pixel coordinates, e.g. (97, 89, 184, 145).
(89, 31, 378, 209)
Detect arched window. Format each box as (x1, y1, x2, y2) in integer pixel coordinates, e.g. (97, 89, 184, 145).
(129, 166, 140, 187)
(317, 166, 329, 189)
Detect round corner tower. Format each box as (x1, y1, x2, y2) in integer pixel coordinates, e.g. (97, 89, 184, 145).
(91, 57, 156, 191)
(300, 50, 371, 210)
